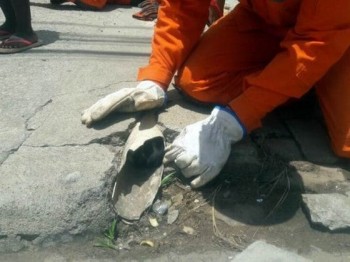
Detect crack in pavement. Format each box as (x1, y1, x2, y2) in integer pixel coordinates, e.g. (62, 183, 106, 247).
(22, 129, 131, 149)
(0, 99, 53, 166)
(25, 99, 53, 131)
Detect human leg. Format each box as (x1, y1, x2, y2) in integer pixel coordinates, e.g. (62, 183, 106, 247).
(0, 0, 43, 54)
(175, 4, 282, 106)
(316, 48, 350, 158)
(9, 0, 37, 42)
(0, 0, 16, 37)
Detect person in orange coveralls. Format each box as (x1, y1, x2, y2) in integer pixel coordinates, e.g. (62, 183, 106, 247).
(81, 0, 350, 188)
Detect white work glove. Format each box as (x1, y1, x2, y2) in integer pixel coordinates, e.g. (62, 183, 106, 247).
(164, 106, 246, 188)
(81, 80, 166, 126)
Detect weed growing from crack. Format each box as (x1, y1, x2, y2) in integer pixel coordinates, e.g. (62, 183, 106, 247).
(94, 219, 118, 250)
(161, 172, 177, 188)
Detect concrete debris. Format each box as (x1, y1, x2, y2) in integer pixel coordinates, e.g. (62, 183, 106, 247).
(167, 209, 179, 225)
(233, 241, 310, 262)
(302, 192, 350, 231)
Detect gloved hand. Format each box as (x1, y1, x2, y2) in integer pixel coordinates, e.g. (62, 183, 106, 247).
(81, 80, 166, 127)
(164, 106, 246, 188)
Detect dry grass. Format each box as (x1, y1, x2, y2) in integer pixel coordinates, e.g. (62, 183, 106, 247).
(211, 185, 246, 250)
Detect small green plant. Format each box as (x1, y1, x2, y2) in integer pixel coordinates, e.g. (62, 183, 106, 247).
(94, 219, 118, 250)
(161, 172, 177, 188)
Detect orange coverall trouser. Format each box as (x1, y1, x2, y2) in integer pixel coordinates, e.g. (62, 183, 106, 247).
(174, 5, 350, 158)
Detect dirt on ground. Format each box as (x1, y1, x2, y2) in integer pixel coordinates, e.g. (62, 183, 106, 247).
(2, 98, 350, 261)
(7, 144, 348, 261)
(106, 146, 350, 258)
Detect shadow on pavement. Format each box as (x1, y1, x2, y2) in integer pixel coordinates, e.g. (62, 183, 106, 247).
(36, 30, 60, 45)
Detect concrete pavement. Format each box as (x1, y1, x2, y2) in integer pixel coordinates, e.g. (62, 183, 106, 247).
(1, 0, 350, 260)
(0, 0, 226, 251)
(1, 0, 156, 249)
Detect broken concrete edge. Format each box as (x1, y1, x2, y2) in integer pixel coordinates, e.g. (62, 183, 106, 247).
(302, 192, 350, 233)
(0, 160, 120, 253)
(0, 117, 173, 249)
(233, 240, 311, 262)
(301, 193, 350, 232)
(1, 114, 347, 253)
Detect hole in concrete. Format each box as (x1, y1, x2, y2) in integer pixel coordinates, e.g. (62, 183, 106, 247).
(17, 234, 40, 241)
(0, 235, 7, 240)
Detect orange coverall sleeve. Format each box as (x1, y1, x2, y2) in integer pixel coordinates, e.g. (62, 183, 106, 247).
(137, 0, 211, 87)
(229, 0, 350, 131)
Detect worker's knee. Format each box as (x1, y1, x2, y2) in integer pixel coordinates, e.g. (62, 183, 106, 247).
(329, 131, 350, 158)
(174, 67, 203, 101)
(316, 48, 350, 159)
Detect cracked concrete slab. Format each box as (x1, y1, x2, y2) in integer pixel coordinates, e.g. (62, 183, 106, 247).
(24, 92, 135, 147)
(290, 162, 348, 193)
(0, 124, 27, 164)
(0, 144, 115, 241)
(302, 192, 350, 231)
(233, 241, 310, 262)
(158, 87, 212, 129)
(0, 1, 165, 251)
(0, 0, 160, 250)
(1, 0, 350, 258)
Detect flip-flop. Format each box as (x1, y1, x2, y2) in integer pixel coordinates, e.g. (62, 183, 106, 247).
(0, 29, 12, 41)
(137, 0, 157, 8)
(132, 0, 159, 21)
(0, 35, 43, 54)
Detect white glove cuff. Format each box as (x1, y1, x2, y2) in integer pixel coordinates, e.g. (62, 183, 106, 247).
(137, 80, 167, 106)
(136, 80, 161, 89)
(211, 106, 246, 143)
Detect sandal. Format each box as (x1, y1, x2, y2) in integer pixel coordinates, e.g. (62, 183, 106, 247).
(0, 35, 43, 54)
(0, 29, 13, 41)
(132, 0, 224, 24)
(132, 0, 159, 21)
